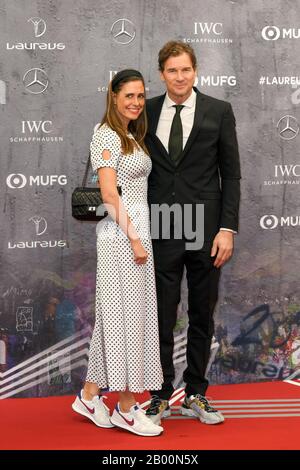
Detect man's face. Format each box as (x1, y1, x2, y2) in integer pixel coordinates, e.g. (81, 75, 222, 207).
(160, 52, 197, 103)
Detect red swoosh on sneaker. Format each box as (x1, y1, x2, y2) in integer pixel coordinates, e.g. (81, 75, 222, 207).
(119, 412, 134, 426)
(80, 399, 95, 414)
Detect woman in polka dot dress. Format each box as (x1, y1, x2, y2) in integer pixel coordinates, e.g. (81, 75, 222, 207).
(72, 70, 163, 437)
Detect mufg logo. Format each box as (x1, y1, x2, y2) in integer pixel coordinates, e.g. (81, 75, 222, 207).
(260, 214, 300, 229)
(6, 174, 67, 188)
(262, 26, 300, 40)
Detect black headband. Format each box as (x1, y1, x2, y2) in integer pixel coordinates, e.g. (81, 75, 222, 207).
(111, 69, 143, 91)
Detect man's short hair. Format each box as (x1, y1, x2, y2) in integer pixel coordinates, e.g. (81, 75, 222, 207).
(158, 40, 197, 72)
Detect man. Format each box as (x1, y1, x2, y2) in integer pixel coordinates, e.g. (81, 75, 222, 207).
(145, 41, 241, 425)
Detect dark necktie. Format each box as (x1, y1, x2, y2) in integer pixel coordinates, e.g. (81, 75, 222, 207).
(168, 104, 184, 164)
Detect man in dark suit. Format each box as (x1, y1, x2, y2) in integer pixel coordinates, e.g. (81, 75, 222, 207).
(145, 41, 241, 425)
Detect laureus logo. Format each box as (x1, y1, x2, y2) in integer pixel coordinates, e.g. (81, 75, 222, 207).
(29, 216, 47, 236)
(28, 17, 47, 37)
(8, 216, 67, 250)
(6, 17, 65, 50)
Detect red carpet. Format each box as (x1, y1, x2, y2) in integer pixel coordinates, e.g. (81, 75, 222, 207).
(0, 381, 299, 450)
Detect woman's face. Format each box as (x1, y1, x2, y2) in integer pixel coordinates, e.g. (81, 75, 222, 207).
(113, 79, 145, 128)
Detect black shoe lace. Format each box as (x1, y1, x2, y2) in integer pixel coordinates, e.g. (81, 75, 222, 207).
(193, 394, 218, 412)
(147, 395, 163, 415)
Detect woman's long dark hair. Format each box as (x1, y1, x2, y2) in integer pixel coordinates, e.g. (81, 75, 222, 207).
(101, 75, 148, 155)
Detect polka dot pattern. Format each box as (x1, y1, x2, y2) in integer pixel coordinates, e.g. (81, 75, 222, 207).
(86, 124, 163, 392)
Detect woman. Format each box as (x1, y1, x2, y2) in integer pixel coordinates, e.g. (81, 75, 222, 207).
(72, 70, 163, 437)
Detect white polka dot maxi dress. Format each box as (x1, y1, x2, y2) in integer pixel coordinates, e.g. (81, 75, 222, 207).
(85, 124, 163, 393)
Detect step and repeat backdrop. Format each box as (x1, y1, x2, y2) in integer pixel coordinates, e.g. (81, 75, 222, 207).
(1, 0, 300, 398)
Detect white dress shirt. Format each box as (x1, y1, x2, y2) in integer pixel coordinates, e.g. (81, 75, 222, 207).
(155, 89, 236, 234)
(156, 89, 196, 151)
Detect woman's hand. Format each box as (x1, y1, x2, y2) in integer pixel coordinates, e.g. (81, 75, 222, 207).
(130, 239, 148, 265)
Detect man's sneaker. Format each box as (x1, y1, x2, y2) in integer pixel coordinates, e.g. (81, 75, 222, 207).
(72, 390, 114, 428)
(110, 403, 163, 436)
(180, 394, 225, 424)
(145, 395, 171, 425)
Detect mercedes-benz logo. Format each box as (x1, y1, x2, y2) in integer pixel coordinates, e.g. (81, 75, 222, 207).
(28, 17, 47, 38)
(111, 19, 136, 45)
(277, 115, 299, 140)
(23, 68, 49, 94)
(29, 216, 47, 236)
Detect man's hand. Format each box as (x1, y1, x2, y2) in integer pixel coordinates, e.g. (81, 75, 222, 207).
(211, 231, 234, 268)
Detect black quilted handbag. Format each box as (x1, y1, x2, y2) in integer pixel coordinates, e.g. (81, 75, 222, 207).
(72, 152, 121, 221)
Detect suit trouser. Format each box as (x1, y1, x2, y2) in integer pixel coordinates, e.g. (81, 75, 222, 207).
(151, 237, 220, 400)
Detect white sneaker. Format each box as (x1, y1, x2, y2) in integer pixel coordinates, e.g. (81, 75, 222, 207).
(110, 403, 164, 436)
(72, 390, 114, 428)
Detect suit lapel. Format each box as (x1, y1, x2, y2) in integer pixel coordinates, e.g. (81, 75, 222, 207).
(147, 94, 175, 165)
(175, 89, 208, 167)
(148, 94, 165, 135)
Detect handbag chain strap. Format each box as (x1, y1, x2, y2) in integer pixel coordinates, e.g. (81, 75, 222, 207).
(82, 152, 91, 187)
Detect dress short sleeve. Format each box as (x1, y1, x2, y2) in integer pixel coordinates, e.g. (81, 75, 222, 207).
(90, 124, 121, 172)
